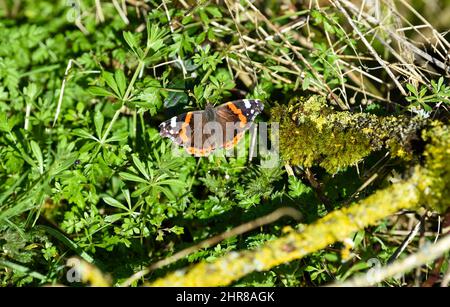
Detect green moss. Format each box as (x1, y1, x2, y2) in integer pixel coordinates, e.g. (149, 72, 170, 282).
(420, 123, 450, 213)
(272, 95, 426, 173)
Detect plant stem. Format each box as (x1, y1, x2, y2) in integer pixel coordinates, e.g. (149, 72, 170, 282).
(99, 105, 122, 145)
(124, 60, 145, 101)
(99, 60, 145, 145)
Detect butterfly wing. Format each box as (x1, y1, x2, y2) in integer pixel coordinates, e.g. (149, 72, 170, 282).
(159, 111, 191, 145)
(159, 110, 217, 156)
(159, 99, 264, 156)
(214, 99, 264, 149)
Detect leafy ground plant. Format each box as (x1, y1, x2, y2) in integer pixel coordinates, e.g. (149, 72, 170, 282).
(0, 0, 449, 287)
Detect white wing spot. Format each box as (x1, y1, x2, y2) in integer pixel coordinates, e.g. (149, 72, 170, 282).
(170, 116, 177, 128)
(244, 99, 252, 109)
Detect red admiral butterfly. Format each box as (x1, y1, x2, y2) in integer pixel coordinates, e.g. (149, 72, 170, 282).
(159, 99, 264, 156)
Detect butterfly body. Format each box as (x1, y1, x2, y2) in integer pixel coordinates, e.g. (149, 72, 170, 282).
(159, 99, 263, 156)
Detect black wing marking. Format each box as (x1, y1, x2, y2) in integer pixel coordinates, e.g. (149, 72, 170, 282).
(159, 110, 207, 149)
(159, 112, 189, 145)
(215, 99, 264, 125)
(214, 99, 264, 149)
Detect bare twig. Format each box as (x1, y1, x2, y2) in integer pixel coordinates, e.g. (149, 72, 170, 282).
(414, 215, 426, 286)
(304, 168, 332, 212)
(224, 0, 258, 85)
(24, 103, 31, 130)
(53, 59, 74, 127)
(331, 0, 407, 96)
(245, 0, 346, 108)
(330, 234, 450, 287)
(112, 0, 129, 24)
(95, 0, 104, 23)
(342, 0, 450, 77)
(74, 16, 89, 35)
(387, 214, 424, 263)
(162, 0, 187, 78)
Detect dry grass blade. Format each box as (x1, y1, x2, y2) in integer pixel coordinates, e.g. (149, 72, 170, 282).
(330, 234, 450, 287)
(331, 0, 407, 96)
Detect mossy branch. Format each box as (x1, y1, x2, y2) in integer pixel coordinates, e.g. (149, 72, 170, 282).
(272, 95, 427, 173)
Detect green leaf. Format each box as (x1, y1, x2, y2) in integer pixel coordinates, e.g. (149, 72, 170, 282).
(437, 77, 444, 91)
(406, 83, 418, 96)
(340, 261, 370, 281)
(87, 86, 115, 98)
(420, 102, 432, 112)
(23, 83, 40, 100)
(72, 129, 98, 141)
(119, 172, 148, 184)
(115, 70, 127, 97)
(169, 225, 184, 235)
(49, 154, 78, 176)
(102, 71, 120, 98)
(132, 155, 149, 180)
(305, 265, 317, 272)
(105, 131, 128, 143)
(123, 31, 142, 58)
(205, 6, 222, 18)
(310, 270, 323, 281)
(30, 140, 44, 174)
(324, 21, 335, 34)
(0, 112, 12, 132)
(94, 111, 104, 139)
(164, 90, 188, 108)
(199, 8, 210, 23)
(195, 31, 206, 45)
(146, 23, 168, 51)
(0, 171, 28, 204)
(324, 253, 338, 262)
(104, 213, 125, 223)
(0, 198, 35, 221)
(353, 230, 365, 248)
(37, 225, 96, 264)
(0, 260, 46, 281)
(122, 189, 131, 207)
(103, 196, 129, 211)
(302, 74, 312, 91)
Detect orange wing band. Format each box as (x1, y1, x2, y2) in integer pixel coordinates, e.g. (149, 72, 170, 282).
(186, 145, 215, 156)
(227, 102, 247, 128)
(179, 112, 192, 143)
(224, 132, 244, 149)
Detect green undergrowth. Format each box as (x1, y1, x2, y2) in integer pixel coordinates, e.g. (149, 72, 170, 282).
(0, 0, 449, 287)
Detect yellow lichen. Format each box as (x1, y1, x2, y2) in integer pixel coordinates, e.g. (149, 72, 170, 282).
(420, 122, 450, 213)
